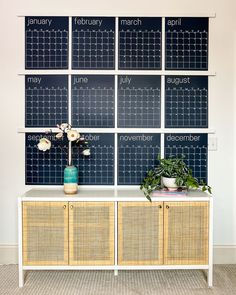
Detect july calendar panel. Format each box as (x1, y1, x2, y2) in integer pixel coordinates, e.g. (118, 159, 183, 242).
(118, 75, 161, 128)
(25, 17, 69, 69)
(118, 133, 160, 185)
(72, 17, 115, 69)
(165, 17, 208, 70)
(119, 17, 162, 70)
(165, 133, 208, 182)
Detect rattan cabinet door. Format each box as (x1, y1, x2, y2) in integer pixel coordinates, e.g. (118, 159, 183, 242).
(69, 202, 114, 265)
(23, 202, 69, 266)
(164, 202, 209, 265)
(118, 202, 163, 265)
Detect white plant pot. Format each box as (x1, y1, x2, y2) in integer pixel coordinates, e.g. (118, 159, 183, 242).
(162, 177, 178, 191)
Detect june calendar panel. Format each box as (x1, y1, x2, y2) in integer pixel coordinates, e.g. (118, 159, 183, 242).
(25, 75, 68, 127)
(119, 18, 162, 70)
(165, 76, 208, 128)
(72, 17, 115, 69)
(118, 133, 160, 185)
(118, 75, 161, 128)
(25, 17, 69, 69)
(165, 17, 208, 70)
(164, 133, 208, 182)
(72, 75, 115, 128)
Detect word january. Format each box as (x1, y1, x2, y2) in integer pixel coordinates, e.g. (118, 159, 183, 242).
(27, 18, 52, 26)
(74, 18, 103, 26)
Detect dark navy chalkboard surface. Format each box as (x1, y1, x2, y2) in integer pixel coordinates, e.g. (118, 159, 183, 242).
(118, 75, 161, 128)
(72, 75, 115, 128)
(165, 76, 208, 128)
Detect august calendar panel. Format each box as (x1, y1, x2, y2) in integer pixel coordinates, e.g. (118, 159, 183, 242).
(165, 133, 208, 182)
(72, 17, 115, 69)
(118, 133, 160, 185)
(118, 75, 161, 128)
(165, 17, 208, 70)
(25, 17, 69, 69)
(119, 18, 162, 70)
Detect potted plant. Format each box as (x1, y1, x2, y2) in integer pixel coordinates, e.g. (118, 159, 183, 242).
(140, 156, 212, 201)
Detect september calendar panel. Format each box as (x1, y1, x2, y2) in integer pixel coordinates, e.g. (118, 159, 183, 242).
(165, 76, 208, 128)
(119, 17, 162, 69)
(72, 17, 115, 69)
(72, 75, 115, 128)
(25, 17, 69, 69)
(165, 17, 208, 70)
(118, 133, 160, 185)
(118, 75, 161, 128)
(25, 75, 68, 127)
(165, 133, 208, 182)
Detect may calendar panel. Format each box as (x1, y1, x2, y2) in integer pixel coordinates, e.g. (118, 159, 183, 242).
(165, 133, 208, 182)
(165, 76, 208, 128)
(25, 75, 68, 127)
(118, 75, 161, 128)
(118, 133, 160, 185)
(165, 17, 208, 70)
(25, 17, 69, 69)
(72, 75, 115, 128)
(72, 17, 115, 69)
(119, 17, 162, 70)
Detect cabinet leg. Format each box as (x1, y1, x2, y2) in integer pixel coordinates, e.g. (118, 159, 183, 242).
(19, 269, 25, 288)
(114, 269, 118, 276)
(207, 267, 213, 288)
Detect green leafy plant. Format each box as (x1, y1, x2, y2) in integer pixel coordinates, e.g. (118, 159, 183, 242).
(140, 155, 212, 201)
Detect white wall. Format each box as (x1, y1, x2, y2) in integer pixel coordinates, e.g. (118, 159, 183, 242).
(0, 0, 236, 261)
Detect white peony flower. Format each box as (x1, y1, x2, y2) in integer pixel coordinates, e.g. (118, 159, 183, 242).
(37, 138, 51, 152)
(56, 132, 63, 139)
(59, 123, 69, 131)
(82, 149, 90, 156)
(67, 130, 80, 141)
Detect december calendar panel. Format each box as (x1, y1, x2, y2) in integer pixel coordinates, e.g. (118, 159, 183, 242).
(165, 133, 208, 182)
(25, 17, 69, 69)
(72, 17, 115, 69)
(25, 75, 68, 127)
(165, 76, 208, 128)
(119, 17, 162, 69)
(72, 75, 115, 128)
(165, 17, 208, 70)
(118, 133, 160, 185)
(118, 75, 161, 128)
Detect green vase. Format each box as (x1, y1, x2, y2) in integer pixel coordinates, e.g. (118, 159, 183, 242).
(64, 165, 78, 194)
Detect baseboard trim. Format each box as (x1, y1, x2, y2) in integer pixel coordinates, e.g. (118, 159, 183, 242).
(0, 244, 236, 265)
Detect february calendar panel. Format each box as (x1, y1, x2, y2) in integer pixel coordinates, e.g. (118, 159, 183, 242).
(119, 18, 162, 70)
(118, 133, 160, 185)
(25, 75, 68, 127)
(118, 75, 161, 128)
(73, 133, 114, 185)
(165, 76, 208, 128)
(165, 17, 208, 70)
(71, 75, 115, 128)
(72, 17, 115, 69)
(25, 17, 69, 69)
(165, 133, 208, 182)
(25, 133, 67, 185)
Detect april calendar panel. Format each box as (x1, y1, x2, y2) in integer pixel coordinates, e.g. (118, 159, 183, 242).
(25, 75, 68, 127)
(119, 18, 162, 70)
(72, 75, 115, 128)
(72, 17, 115, 69)
(165, 133, 208, 182)
(165, 17, 208, 70)
(25, 17, 69, 69)
(25, 133, 67, 185)
(165, 76, 208, 128)
(118, 75, 161, 128)
(118, 133, 160, 185)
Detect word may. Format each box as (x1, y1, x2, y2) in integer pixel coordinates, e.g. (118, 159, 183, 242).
(27, 77, 42, 84)
(74, 17, 103, 26)
(73, 76, 88, 84)
(166, 77, 190, 85)
(120, 18, 142, 26)
(120, 76, 131, 85)
(27, 18, 52, 27)
(120, 135, 153, 142)
(167, 18, 182, 27)
(166, 135, 201, 142)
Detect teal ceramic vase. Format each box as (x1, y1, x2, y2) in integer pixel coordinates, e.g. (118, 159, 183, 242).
(64, 165, 78, 194)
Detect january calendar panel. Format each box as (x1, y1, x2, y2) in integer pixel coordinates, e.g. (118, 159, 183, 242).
(118, 133, 160, 185)
(165, 76, 208, 128)
(165, 17, 208, 70)
(25, 133, 68, 185)
(72, 17, 115, 69)
(25, 17, 69, 69)
(25, 75, 68, 127)
(72, 75, 115, 128)
(119, 17, 162, 70)
(164, 133, 208, 182)
(118, 75, 161, 128)
(73, 133, 114, 185)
